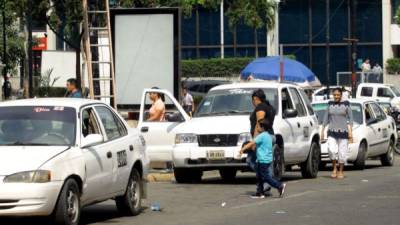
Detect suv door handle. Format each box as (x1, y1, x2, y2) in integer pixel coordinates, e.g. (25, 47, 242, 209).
(106, 151, 112, 158)
(129, 145, 134, 151)
(378, 128, 381, 132)
(141, 127, 149, 133)
(297, 122, 301, 128)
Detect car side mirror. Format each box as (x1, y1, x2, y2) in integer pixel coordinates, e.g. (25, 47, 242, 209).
(82, 134, 103, 148)
(284, 109, 298, 118)
(166, 112, 185, 122)
(367, 118, 378, 126)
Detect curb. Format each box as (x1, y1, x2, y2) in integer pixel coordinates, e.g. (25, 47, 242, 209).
(147, 173, 174, 182)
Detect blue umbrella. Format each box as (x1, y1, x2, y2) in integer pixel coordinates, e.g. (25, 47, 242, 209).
(241, 56, 317, 83)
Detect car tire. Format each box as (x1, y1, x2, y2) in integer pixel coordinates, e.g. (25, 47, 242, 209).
(115, 168, 142, 216)
(219, 169, 237, 181)
(53, 179, 81, 225)
(301, 142, 320, 179)
(273, 144, 284, 180)
(353, 142, 367, 170)
(394, 137, 400, 155)
(380, 139, 395, 167)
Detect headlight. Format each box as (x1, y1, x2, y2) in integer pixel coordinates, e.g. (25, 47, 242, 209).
(3, 170, 51, 183)
(175, 134, 198, 144)
(238, 133, 252, 145)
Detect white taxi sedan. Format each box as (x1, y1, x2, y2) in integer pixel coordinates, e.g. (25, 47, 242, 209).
(312, 99, 397, 170)
(0, 98, 149, 225)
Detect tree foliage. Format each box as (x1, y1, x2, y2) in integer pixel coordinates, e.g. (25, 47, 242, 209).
(396, 5, 400, 25)
(225, 0, 276, 30)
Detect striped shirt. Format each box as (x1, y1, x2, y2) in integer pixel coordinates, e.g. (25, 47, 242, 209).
(323, 100, 353, 139)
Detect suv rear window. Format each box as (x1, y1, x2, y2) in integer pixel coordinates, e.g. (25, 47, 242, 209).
(361, 87, 373, 97)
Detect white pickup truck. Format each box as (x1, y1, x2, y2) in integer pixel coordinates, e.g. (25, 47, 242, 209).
(138, 82, 321, 183)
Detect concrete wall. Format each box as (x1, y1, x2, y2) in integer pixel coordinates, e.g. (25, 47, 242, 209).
(385, 74, 400, 86)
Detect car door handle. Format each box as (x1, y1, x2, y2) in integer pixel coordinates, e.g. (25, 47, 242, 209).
(107, 151, 112, 158)
(141, 127, 149, 133)
(297, 122, 301, 128)
(378, 128, 381, 132)
(129, 145, 134, 151)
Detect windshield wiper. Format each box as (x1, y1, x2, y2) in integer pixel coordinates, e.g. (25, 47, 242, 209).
(227, 110, 249, 114)
(4, 141, 51, 146)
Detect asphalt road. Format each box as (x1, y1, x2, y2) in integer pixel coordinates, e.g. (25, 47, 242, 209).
(2, 157, 400, 225)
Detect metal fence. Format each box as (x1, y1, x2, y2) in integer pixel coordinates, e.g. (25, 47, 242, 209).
(336, 71, 383, 86)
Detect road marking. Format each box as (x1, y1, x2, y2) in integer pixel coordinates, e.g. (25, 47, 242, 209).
(231, 191, 315, 209)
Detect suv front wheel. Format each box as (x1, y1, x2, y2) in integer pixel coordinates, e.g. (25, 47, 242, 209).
(300, 142, 320, 178)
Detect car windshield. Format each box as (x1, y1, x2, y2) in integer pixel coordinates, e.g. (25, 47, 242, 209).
(390, 86, 400, 96)
(194, 88, 278, 117)
(312, 103, 363, 125)
(0, 106, 76, 146)
(378, 102, 392, 112)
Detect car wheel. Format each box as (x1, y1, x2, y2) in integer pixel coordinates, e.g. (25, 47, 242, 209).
(115, 168, 142, 216)
(301, 142, 320, 179)
(353, 142, 367, 170)
(394, 137, 400, 155)
(273, 144, 284, 180)
(54, 179, 81, 225)
(219, 169, 237, 182)
(381, 139, 395, 166)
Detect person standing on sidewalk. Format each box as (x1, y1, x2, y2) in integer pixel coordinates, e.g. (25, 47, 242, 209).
(321, 88, 353, 179)
(65, 78, 83, 98)
(2, 76, 12, 100)
(240, 119, 286, 199)
(181, 86, 195, 117)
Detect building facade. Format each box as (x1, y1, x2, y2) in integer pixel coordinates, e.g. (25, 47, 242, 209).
(40, 0, 400, 86)
(181, 0, 400, 85)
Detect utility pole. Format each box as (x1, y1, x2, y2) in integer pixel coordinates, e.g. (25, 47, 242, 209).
(326, 0, 330, 98)
(2, 0, 7, 80)
(349, 0, 357, 98)
(220, 0, 224, 59)
(27, 0, 33, 98)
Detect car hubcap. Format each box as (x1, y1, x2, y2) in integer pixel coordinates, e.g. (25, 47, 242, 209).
(128, 177, 140, 209)
(67, 190, 79, 223)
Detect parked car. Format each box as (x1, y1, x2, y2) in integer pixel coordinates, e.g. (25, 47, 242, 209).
(377, 101, 400, 154)
(356, 83, 400, 109)
(182, 80, 231, 97)
(0, 99, 149, 225)
(312, 86, 351, 102)
(138, 82, 321, 183)
(312, 99, 397, 170)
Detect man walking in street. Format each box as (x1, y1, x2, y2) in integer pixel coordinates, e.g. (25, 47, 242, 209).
(181, 86, 194, 117)
(2, 76, 12, 100)
(65, 78, 83, 98)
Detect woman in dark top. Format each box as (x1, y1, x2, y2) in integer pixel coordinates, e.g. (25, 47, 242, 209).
(250, 89, 275, 137)
(321, 88, 353, 179)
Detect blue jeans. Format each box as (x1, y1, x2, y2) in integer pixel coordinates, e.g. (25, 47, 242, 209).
(256, 163, 282, 194)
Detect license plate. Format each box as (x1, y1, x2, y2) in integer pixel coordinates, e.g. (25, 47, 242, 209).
(207, 150, 225, 160)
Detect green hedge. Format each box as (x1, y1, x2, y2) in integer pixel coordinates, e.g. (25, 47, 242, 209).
(386, 58, 400, 75)
(35, 87, 67, 97)
(182, 55, 296, 78)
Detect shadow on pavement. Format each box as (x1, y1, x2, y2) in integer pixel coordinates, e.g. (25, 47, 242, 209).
(0, 205, 149, 225)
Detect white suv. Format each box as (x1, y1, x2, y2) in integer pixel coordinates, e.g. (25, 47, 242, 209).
(168, 82, 321, 183)
(356, 83, 400, 109)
